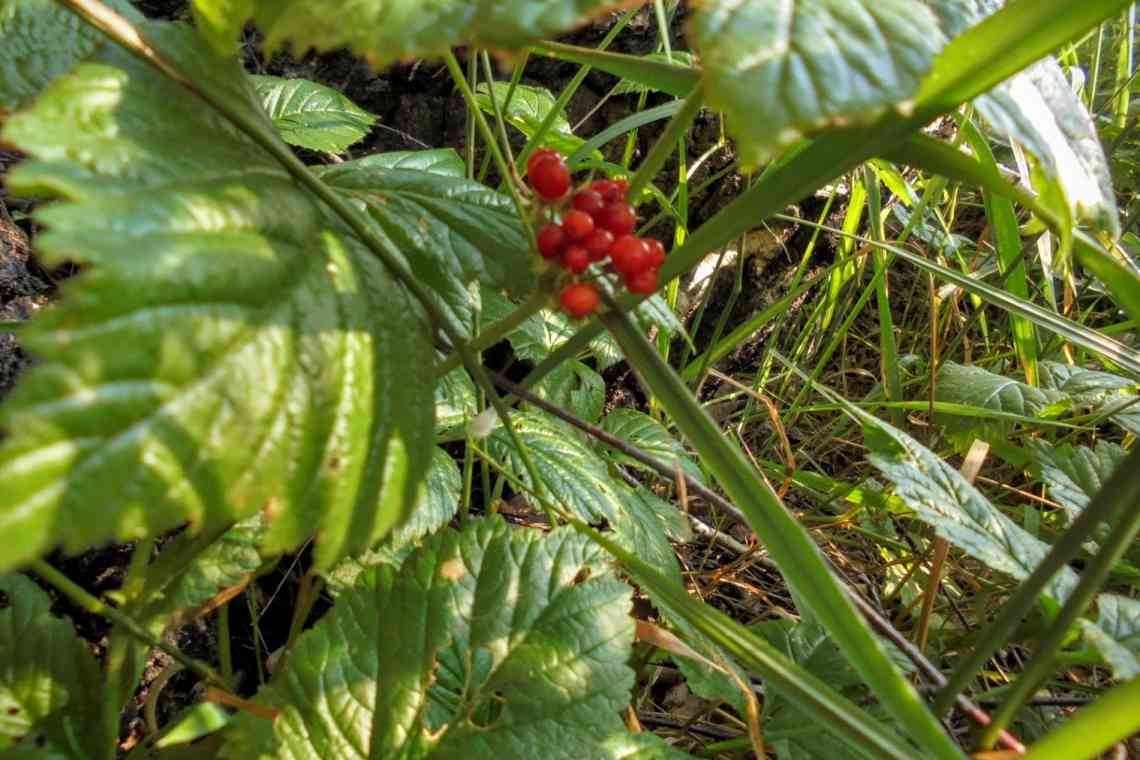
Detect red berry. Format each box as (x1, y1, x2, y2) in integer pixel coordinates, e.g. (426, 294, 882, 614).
(591, 179, 622, 203)
(560, 245, 590, 274)
(528, 154, 571, 201)
(572, 189, 606, 216)
(596, 202, 637, 236)
(562, 209, 595, 241)
(610, 235, 650, 277)
(626, 267, 659, 295)
(526, 148, 559, 177)
(645, 238, 666, 268)
(537, 224, 565, 259)
(613, 178, 630, 199)
(560, 282, 600, 318)
(584, 229, 614, 261)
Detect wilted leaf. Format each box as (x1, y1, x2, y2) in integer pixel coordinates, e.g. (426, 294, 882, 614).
(0, 24, 436, 571)
(250, 74, 376, 153)
(222, 518, 675, 759)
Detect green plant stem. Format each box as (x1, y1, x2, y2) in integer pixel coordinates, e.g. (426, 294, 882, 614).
(442, 49, 534, 249)
(435, 287, 549, 377)
(32, 560, 226, 687)
(465, 49, 478, 180)
(596, 302, 963, 759)
(978, 461, 1140, 747)
(933, 444, 1140, 716)
(627, 81, 704, 201)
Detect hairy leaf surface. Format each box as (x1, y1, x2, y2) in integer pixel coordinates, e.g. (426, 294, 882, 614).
(251, 74, 376, 153)
(223, 519, 681, 758)
(1028, 439, 1127, 520)
(0, 25, 436, 571)
(691, 0, 945, 165)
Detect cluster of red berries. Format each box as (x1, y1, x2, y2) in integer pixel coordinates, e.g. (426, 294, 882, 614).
(525, 148, 667, 319)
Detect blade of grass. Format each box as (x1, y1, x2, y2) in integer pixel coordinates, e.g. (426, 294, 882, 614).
(1020, 676, 1140, 760)
(597, 304, 965, 759)
(865, 166, 904, 425)
(532, 40, 698, 98)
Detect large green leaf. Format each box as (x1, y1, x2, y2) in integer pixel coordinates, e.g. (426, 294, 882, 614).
(600, 409, 703, 485)
(923, 0, 1119, 234)
(690, 0, 946, 165)
(250, 74, 376, 153)
(1039, 361, 1140, 434)
(0, 0, 138, 109)
(223, 518, 685, 758)
(344, 148, 466, 177)
(193, 0, 615, 64)
(314, 162, 534, 333)
(1027, 439, 1127, 521)
(0, 24, 436, 571)
(324, 447, 462, 593)
(0, 575, 100, 756)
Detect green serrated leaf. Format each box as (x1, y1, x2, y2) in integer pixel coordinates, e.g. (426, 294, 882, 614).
(487, 411, 627, 525)
(859, 411, 1079, 601)
(1039, 361, 1140, 434)
(0, 24, 436, 572)
(531, 359, 604, 423)
(343, 149, 466, 177)
(250, 74, 376, 153)
(435, 365, 478, 435)
(0, 0, 139, 109)
(599, 408, 703, 485)
(613, 52, 698, 95)
(195, 0, 614, 68)
(223, 518, 658, 759)
(324, 447, 461, 594)
(1080, 594, 1140, 679)
(1027, 439, 1127, 521)
(481, 288, 623, 369)
(691, 0, 946, 165)
(0, 575, 100, 755)
(314, 162, 534, 333)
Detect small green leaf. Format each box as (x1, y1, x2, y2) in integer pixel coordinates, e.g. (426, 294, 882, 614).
(1080, 594, 1140, 680)
(315, 162, 534, 333)
(1039, 361, 1140, 435)
(0, 0, 139, 109)
(531, 360, 605, 423)
(0, 575, 100, 754)
(937, 361, 1062, 417)
(343, 149, 466, 177)
(1027, 439, 1127, 521)
(0, 24, 436, 572)
(691, 0, 946, 165)
(153, 703, 232, 749)
(224, 518, 660, 759)
(481, 288, 622, 369)
(250, 74, 376, 153)
(599, 409, 703, 485)
(435, 365, 478, 434)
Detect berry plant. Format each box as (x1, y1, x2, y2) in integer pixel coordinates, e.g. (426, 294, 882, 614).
(1, 1, 1139, 759)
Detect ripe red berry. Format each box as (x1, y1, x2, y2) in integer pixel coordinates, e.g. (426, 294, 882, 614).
(562, 209, 595, 241)
(526, 148, 559, 177)
(596, 202, 637, 236)
(610, 235, 650, 277)
(613, 178, 630, 199)
(626, 267, 659, 295)
(645, 238, 666, 269)
(584, 229, 614, 261)
(572, 189, 605, 216)
(537, 223, 565, 259)
(591, 179, 622, 203)
(528, 154, 571, 201)
(560, 245, 590, 274)
(560, 282, 600, 319)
